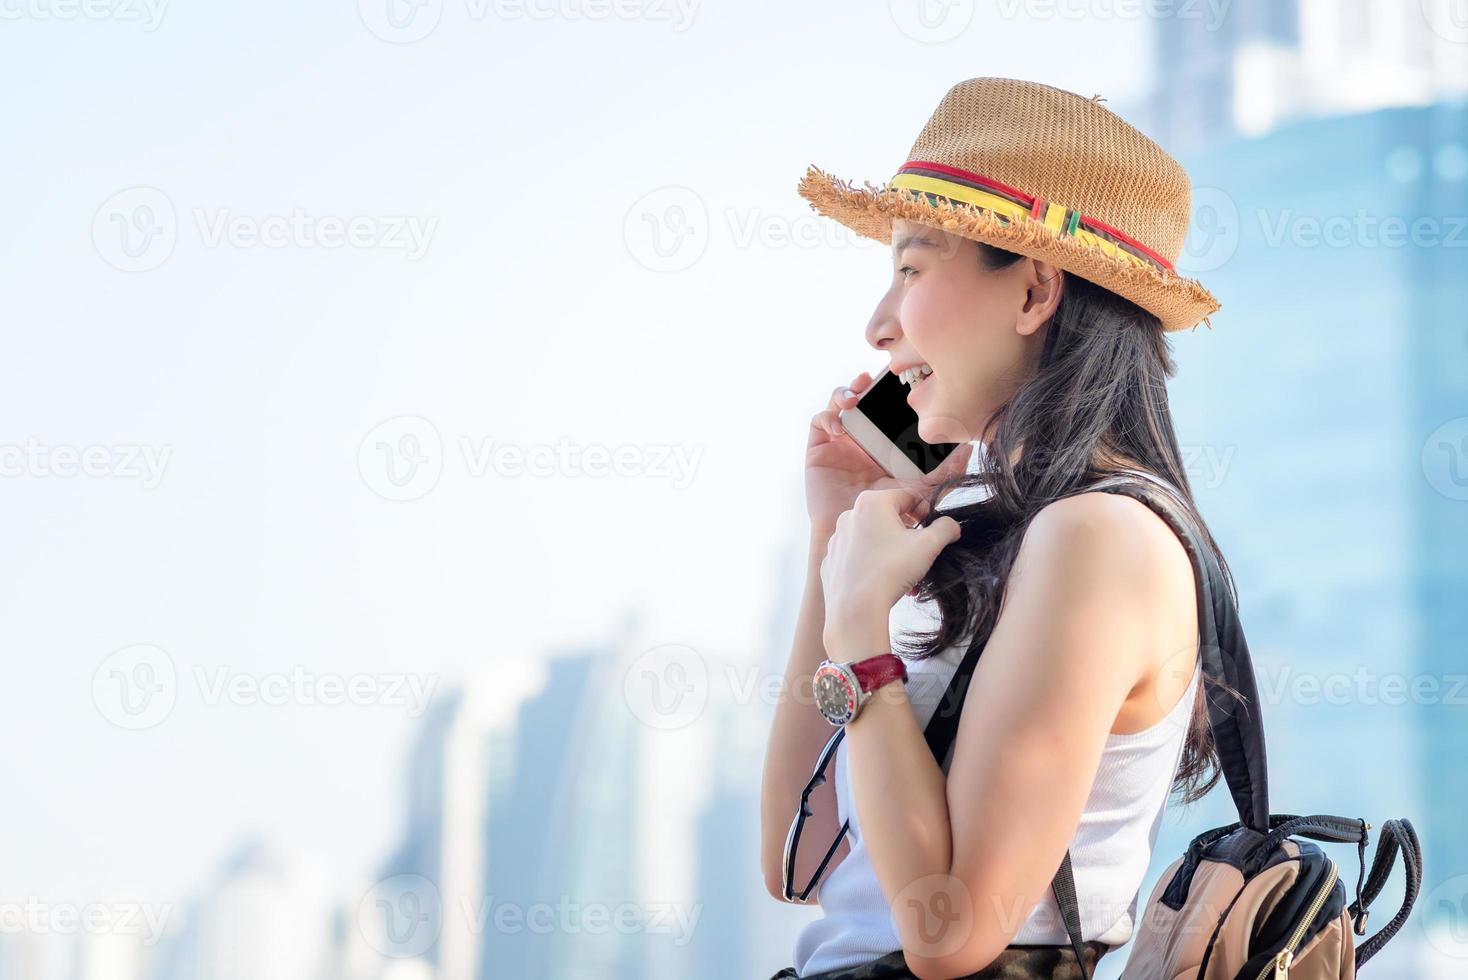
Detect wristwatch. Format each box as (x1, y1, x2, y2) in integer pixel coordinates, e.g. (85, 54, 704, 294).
(812, 653, 908, 726)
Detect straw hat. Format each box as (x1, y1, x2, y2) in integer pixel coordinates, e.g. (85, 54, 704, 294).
(796, 77, 1220, 332)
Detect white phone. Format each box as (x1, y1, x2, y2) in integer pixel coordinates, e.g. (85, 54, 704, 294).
(837, 365, 960, 480)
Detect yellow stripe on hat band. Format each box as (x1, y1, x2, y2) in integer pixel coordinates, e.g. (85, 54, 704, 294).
(887, 171, 1162, 272)
(890, 173, 1032, 223)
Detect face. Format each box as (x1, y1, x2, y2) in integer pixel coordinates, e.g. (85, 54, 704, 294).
(867, 217, 1064, 446)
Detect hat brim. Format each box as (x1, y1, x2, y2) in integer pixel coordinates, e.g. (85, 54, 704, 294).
(796, 164, 1220, 333)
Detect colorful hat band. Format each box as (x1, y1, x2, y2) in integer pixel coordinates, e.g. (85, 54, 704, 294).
(887, 160, 1174, 273)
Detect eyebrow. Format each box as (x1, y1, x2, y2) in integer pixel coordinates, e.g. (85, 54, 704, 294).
(893, 233, 939, 254)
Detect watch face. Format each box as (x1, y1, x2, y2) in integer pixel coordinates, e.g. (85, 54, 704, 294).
(813, 663, 858, 726)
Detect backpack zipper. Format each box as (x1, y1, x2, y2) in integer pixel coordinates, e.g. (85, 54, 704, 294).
(1256, 861, 1339, 980)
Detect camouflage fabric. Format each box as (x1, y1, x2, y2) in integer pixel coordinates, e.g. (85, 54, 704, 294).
(767, 940, 1108, 979)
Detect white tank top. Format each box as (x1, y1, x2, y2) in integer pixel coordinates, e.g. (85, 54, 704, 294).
(792, 450, 1203, 974)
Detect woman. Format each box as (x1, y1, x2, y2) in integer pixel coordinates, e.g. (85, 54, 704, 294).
(759, 78, 1239, 980)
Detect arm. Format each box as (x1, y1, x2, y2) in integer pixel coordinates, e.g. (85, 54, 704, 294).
(759, 523, 855, 901)
(832, 492, 1176, 978)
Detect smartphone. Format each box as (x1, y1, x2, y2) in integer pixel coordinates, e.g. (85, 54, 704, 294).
(838, 366, 960, 480)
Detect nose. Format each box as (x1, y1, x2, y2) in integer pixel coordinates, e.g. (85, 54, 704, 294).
(865, 296, 901, 353)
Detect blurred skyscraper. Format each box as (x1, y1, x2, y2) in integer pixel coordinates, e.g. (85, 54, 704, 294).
(375, 658, 549, 980)
(148, 840, 336, 980)
(1151, 0, 1468, 155)
(1138, 7, 1468, 969)
(1159, 93, 1468, 973)
(0, 932, 49, 980)
(374, 616, 723, 979)
(532, 617, 713, 980)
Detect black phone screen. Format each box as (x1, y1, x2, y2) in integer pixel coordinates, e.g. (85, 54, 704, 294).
(858, 370, 960, 474)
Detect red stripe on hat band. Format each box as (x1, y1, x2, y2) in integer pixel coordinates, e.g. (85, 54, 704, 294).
(1081, 214, 1172, 270)
(898, 159, 1174, 272)
(903, 160, 1034, 204)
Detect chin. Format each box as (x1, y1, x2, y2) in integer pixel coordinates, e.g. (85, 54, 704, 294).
(917, 404, 977, 445)
(917, 416, 956, 445)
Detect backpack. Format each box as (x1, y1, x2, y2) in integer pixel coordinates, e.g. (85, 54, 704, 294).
(1077, 470, 1425, 979)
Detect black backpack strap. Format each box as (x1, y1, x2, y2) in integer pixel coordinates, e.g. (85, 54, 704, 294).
(1085, 469, 1272, 832)
(1052, 849, 1091, 980)
(1350, 818, 1423, 968)
(1241, 813, 1372, 876)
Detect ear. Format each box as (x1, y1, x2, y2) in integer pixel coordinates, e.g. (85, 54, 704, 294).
(1018, 259, 1064, 336)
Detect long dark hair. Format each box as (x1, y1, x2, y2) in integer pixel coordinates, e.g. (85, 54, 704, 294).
(900, 239, 1240, 807)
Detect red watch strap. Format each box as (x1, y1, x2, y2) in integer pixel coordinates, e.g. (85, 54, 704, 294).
(851, 653, 907, 694)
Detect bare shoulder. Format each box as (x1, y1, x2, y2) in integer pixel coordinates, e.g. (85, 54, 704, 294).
(1020, 489, 1191, 584)
(1008, 489, 1200, 725)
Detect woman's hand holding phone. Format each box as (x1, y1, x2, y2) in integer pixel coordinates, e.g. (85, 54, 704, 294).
(806, 371, 889, 538)
(806, 371, 975, 540)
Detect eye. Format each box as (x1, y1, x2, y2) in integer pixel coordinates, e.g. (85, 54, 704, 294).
(898, 265, 918, 283)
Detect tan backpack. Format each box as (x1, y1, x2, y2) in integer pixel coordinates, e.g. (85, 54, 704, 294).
(1080, 472, 1424, 980)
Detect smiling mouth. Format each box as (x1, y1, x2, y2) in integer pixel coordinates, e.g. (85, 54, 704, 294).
(898, 363, 933, 387)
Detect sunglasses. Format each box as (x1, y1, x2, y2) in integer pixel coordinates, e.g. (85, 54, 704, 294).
(782, 726, 852, 903)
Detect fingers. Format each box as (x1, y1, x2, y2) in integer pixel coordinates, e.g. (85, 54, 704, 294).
(851, 484, 943, 529)
(924, 515, 963, 546)
(855, 484, 924, 513)
(811, 371, 872, 439)
(849, 484, 935, 530)
(829, 371, 871, 413)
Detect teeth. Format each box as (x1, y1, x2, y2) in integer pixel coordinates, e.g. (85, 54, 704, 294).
(900, 364, 934, 386)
